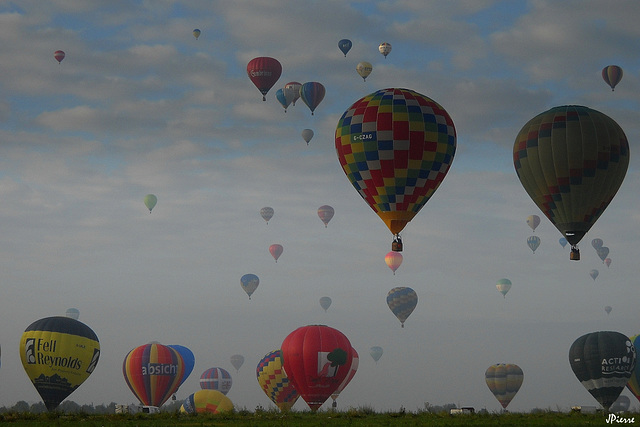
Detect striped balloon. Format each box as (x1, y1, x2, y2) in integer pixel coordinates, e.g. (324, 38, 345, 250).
(602, 65, 623, 91)
(122, 343, 184, 407)
(256, 349, 299, 411)
(200, 367, 232, 395)
(386, 287, 418, 328)
(485, 363, 524, 409)
(626, 334, 640, 403)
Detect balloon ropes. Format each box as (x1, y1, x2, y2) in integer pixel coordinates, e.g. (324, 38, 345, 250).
(335, 88, 456, 252)
(513, 106, 629, 260)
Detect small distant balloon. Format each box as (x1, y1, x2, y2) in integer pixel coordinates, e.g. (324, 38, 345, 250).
(592, 238, 604, 250)
(260, 207, 274, 224)
(356, 61, 373, 81)
(54, 50, 65, 64)
(65, 308, 79, 320)
(602, 65, 623, 91)
(319, 296, 332, 312)
(284, 82, 302, 105)
(193, 29, 201, 40)
(589, 269, 599, 281)
(200, 367, 232, 395)
(240, 274, 259, 300)
(378, 42, 391, 58)
(605, 306, 612, 315)
(496, 279, 512, 298)
(317, 205, 334, 227)
(269, 244, 283, 262)
(559, 237, 568, 248)
(370, 346, 383, 363)
(384, 251, 403, 275)
(526, 215, 540, 231)
(230, 354, 245, 372)
(387, 287, 417, 328)
(605, 258, 612, 268)
(301, 129, 314, 145)
(527, 235, 540, 253)
(338, 39, 352, 57)
(275, 88, 293, 112)
(597, 246, 609, 263)
(299, 82, 325, 115)
(144, 194, 157, 213)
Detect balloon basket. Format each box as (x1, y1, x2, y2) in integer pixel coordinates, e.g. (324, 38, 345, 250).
(570, 248, 580, 261)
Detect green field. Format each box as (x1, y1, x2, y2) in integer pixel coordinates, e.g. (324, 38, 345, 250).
(0, 410, 624, 426)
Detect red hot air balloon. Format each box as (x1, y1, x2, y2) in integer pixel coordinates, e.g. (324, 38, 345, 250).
(247, 57, 282, 101)
(123, 343, 185, 408)
(54, 50, 65, 64)
(281, 325, 353, 411)
(269, 244, 283, 262)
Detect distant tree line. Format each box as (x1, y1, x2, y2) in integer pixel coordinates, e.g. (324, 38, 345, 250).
(0, 400, 185, 414)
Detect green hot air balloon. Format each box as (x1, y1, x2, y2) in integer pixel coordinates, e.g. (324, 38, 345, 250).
(144, 194, 157, 213)
(496, 279, 512, 298)
(513, 106, 629, 261)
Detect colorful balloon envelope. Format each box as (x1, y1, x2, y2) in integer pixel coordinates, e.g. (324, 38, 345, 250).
(527, 235, 540, 253)
(356, 61, 373, 81)
(122, 342, 184, 408)
(200, 367, 232, 395)
(54, 50, 65, 63)
(20, 316, 100, 411)
(168, 344, 195, 388)
(496, 278, 512, 298)
(513, 105, 629, 260)
(181, 389, 233, 414)
(256, 349, 299, 411)
(335, 88, 456, 251)
(317, 205, 334, 227)
(299, 82, 325, 115)
(230, 354, 244, 372)
(319, 296, 332, 312)
(384, 251, 403, 275)
(369, 346, 383, 363)
(247, 57, 282, 101)
(269, 244, 283, 262)
(331, 347, 358, 402)
(378, 42, 391, 58)
(602, 65, 623, 91)
(386, 287, 418, 328)
(569, 331, 636, 411)
(275, 88, 293, 112)
(240, 273, 259, 299)
(192, 29, 201, 40)
(301, 129, 314, 145)
(626, 334, 640, 403)
(144, 194, 157, 213)
(338, 39, 352, 57)
(260, 206, 274, 224)
(281, 325, 353, 411)
(526, 214, 540, 231)
(485, 363, 524, 409)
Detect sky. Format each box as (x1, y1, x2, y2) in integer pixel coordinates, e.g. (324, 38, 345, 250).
(0, 0, 640, 413)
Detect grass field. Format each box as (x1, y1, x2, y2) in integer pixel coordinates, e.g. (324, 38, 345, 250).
(0, 409, 622, 426)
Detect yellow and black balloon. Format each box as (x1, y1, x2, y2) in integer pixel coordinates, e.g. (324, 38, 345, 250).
(20, 316, 100, 411)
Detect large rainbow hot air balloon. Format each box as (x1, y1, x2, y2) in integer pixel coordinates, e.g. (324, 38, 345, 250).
(20, 316, 100, 411)
(513, 106, 629, 260)
(256, 349, 299, 411)
(122, 342, 184, 408)
(335, 88, 456, 252)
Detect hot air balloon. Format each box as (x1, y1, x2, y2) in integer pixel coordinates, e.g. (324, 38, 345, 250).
(319, 296, 332, 312)
(20, 316, 100, 411)
(181, 389, 233, 414)
(269, 244, 283, 262)
(193, 29, 201, 40)
(330, 348, 358, 407)
(168, 345, 195, 389)
(299, 82, 325, 115)
(526, 214, 540, 231)
(338, 39, 352, 57)
(301, 129, 314, 145)
(626, 334, 640, 404)
(589, 269, 599, 281)
(200, 367, 232, 395)
(605, 306, 612, 315)
(285, 82, 302, 105)
(559, 237, 568, 248)
(485, 364, 524, 409)
(247, 57, 282, 101)
(592, 238, 604, 250)
(513, 105, 629, 261)
(260, 207, 274, 224)
(605, 258, 612, 268)
(317, 205, 334, 227)
(54, 50, 65, 64)
(65, 308, 79, 320)
(281, 325, 353, 411)
(123, 342, 184, 408)
(230, 354, 244, 372)
(240, 274, 259, 300)
(527, 235, 541, 253)
(356, 61, 373, 81)
(387, 287, 418, 328)
(597, 247, 610, 263)
(378, 42, 391, 58)
(336, 88, 457, 252)
(496, 278, 512, 298)
(569, 331, 636, 411)
(610, 394, 631, 413)
(144, 194, 157, 213)
(370, 346, 383, 363)
(602, 65, 623, 91)
(275, 88, 294, 112)
(384, 251, 403, 275)
(256, 349, 299, 411)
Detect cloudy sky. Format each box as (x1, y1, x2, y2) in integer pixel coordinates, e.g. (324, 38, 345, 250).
(1, 0, 640, 413)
